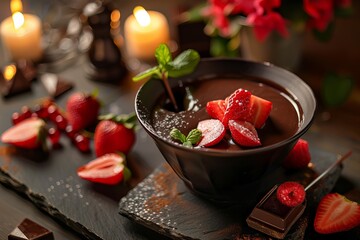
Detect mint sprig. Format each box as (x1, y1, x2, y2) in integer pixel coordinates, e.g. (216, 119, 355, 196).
(133, 44, 200, 111)
(170, 128, 202, 147)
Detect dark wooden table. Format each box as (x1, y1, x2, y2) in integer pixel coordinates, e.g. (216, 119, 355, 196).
(0, 1, 359, 239)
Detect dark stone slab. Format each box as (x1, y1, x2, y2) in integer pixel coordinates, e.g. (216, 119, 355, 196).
(0, 68, 168, 240)
(119, 148, 345, 240)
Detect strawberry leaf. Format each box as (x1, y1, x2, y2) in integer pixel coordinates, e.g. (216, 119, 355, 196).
(123, 166, 132, 182)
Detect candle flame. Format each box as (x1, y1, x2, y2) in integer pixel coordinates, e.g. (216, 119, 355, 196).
(12, 11, 25, 30)
(11, 0, 23, 13)
(3, 65, 17, 81)
(134, 6, 151, 27)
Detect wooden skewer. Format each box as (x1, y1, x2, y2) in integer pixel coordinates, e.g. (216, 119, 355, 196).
(305, 151, 352, 192)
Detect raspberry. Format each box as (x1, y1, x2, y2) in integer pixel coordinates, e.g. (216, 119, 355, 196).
(276, 181, 306, 207)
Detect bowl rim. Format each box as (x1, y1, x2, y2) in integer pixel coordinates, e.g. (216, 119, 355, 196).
(135, 58, 316, 157)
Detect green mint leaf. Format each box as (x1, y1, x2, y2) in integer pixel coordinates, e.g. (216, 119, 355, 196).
(183, 141, 193, 148)
(186, 129, 202, 145)
(155, 43, 172, 68)
(170, 128, 186, 143)
(132, 66, 160, 82)
(166, 49, 200, 78)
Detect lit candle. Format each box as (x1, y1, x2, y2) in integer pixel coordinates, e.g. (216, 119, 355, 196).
(0, 0, 42, 61)
(124, 6, 170, 61)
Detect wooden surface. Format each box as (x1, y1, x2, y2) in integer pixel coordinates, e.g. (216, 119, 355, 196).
(0, 1, 359, 239)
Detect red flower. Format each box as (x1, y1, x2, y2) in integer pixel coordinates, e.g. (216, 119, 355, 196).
(304, 0, 334, 31)
(255, 0, 281, 15)
(247, 11, 288, 41)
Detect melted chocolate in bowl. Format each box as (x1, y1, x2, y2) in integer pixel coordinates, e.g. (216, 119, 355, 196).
(135, 59, 316, 203)
(151, 78, 302, 150)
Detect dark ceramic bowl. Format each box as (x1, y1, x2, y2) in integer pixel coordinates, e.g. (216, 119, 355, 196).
(135, 58, 316, 203)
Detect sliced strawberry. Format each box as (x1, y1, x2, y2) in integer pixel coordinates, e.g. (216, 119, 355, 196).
(196, 119, 225, 147)
(1, 117, 46, 149)
(283, 139, 311, 169)
(276, 181, 306, 207)
(222, 89, 251, 127)
(314, 193, 360, 234)
(206, 100, 226, 121)
(77, 153, 126, 185)
(228, 120, 261, 147)
(247, 95, 272, 129)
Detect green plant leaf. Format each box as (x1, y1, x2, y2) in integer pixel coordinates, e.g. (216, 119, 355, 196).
(321, 73, 353, 107)
(170, 128, 187, 143)
(166, 49, 200, 78)
(132, 66, 160, 82)
(186, 129, 202, 145)
(155, 43, 172, 68)
(183, 141, 193, 148)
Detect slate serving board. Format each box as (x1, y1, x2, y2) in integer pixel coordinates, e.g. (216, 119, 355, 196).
(0, 65, 169, 240)
(119, 148, 345, 240)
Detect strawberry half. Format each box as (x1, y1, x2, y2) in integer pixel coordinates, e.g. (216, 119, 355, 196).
(228, 120, 261, 147)
(247, 95, 272, 129)
(314, 193, 360, 234)
(222, 89, 251, 127)
(94, 113, 136, 157)
(276, 181, 306, 207)
(77, 153, 126, 185)
(196, 119, 225, 147)
(283, 139, 311, 169)
(66, 91, 100, 131)
(206, 100, 226, 121)
(1, 117, 46, 149)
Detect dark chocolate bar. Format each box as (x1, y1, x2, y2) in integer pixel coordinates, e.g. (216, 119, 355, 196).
(246, 185, 306, 239)
(8, 218, 54, 240)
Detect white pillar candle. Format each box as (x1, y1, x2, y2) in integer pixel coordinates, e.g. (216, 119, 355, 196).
(0, 13, 42, 61)
(125, 6, 170, 61)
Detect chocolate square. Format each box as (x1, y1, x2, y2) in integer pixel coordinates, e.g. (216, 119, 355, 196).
(8, 218, 54, 240)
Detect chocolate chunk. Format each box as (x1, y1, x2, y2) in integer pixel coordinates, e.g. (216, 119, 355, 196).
(8, 218, 54, 240)
(246, 185, 306, 239)
(17, 59, 37, 82)
(1, 64, 31, 98)
(40, 73, 73, 98)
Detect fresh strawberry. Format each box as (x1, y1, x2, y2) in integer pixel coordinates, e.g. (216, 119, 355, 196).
(77, 153, 126, 185)
(247, 95, 272, 128)
(222, 88, 251, 127)
(228, 120, 261, 147)
(1, 117, 46, 149)
(94, 113, 136, 157)
(283, 139, 311, 169)
(206, 100, 226, 121)
(314, 193, 360, 234)
(196, 119, 226, 147)
(276, 181, 306, 207)
(66, 91, 100, 131)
